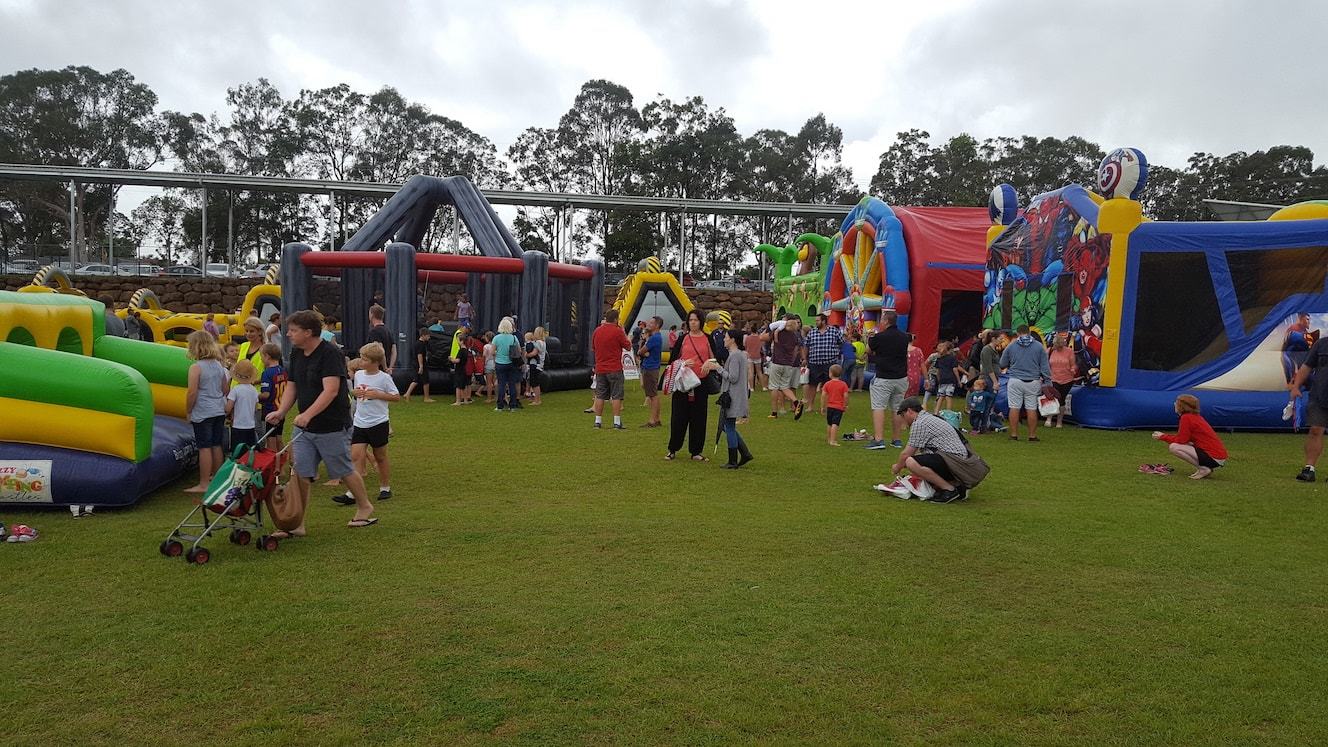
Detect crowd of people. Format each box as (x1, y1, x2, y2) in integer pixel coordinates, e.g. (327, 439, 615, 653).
(183, 305, 403, 536)
(169, 283, 1328, 535)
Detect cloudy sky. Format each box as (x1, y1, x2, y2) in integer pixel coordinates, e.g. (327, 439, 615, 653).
(1, 0, 1324, 192)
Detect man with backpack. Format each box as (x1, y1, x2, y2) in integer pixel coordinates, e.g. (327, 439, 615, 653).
(890, 397, 990, 503)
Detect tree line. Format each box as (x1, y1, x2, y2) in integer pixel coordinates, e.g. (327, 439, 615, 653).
(1, 66, 1324, 275)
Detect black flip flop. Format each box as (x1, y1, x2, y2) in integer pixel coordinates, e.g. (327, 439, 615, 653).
(347, 518, 378, 528)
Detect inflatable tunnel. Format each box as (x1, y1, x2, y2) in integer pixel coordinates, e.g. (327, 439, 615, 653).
(0, 291, 196, 508)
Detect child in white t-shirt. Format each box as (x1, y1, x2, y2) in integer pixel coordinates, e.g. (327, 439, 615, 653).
(336, 342, 400, 504)
(226, 359, 261, 450)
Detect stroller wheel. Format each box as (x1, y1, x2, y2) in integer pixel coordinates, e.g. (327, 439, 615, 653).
(260, 535, 279, 552)
(187, 547, 211, 565)
(162, 540, 184, 558)
(230, 529, 251, 546)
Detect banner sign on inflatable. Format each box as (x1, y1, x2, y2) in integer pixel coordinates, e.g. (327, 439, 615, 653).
(0, 461, 53, 503)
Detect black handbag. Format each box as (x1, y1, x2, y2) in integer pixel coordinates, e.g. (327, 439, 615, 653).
(716, 390, 732, 409)
(700, 370, 723, 396)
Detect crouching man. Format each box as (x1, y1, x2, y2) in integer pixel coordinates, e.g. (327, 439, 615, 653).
(890, 397, 989, 503)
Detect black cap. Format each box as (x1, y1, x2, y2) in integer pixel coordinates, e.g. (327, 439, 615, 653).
(896, 396, 924, 415)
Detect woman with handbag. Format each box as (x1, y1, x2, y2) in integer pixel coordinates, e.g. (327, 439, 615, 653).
(706, 329, 754, 469)
(1046, 333, 1077, 428)
(666, 308, 721, 461)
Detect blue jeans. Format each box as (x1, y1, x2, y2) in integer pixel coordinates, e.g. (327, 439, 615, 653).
(722, 417, 747, 450)
(841, 357, 856, 385)
(496, 363, 521, 409)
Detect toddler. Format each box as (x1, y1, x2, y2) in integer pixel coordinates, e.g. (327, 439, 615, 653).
(226, 359, 261, 449)
(823, 364, 850, 446)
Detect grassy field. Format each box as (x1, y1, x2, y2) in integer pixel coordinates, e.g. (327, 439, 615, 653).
(4, 389, 1327, 745)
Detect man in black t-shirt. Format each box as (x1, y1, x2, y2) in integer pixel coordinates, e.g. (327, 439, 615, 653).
(865, 310, 911, 450)
(267, 309, 376, 532)
(366, 304, 396, 370)
(1290, 335, 1328, 482)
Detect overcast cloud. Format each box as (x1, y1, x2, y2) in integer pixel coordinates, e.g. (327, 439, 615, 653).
(1, 0, 1324, 191)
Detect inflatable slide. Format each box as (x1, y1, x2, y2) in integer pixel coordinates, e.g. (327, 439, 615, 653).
(0, 291, 196, 508)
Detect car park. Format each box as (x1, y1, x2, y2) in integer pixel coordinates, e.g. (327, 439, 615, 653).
(205, 263, 232, 277)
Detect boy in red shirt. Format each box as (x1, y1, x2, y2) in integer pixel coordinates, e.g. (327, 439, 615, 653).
(823, 364, 850, 446)
(1152, 394, 1228, 480)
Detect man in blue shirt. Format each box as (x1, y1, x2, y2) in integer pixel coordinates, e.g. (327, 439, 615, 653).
(638, 315, 665, 428)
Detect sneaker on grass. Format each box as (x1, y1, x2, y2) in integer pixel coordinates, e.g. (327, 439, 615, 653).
(864, 440, 886, 450)
(1296, 466, 1316, 482)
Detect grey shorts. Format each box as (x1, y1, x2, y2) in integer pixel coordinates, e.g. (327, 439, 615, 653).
(870, 376, 909, 412)
(1307, 402, 1328, 429)
(595, 371, 626, 400)
(291, 426, 355, 481)
(1007, 378, 1042, 411)
(769, 363, 798, 391)
(641, 368, 660, 397)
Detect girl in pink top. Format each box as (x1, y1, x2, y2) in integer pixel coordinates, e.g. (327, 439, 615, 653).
(1046, 333, 1077, 428)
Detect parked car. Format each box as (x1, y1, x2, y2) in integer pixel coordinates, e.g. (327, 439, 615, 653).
(116, 263, 163, 277)
(205, 263, 232, 278)
(238, 266, 268, 279)
(2, 259, 40, 274)
(160, 265, 204, 277)
(75, 263, 117, 276)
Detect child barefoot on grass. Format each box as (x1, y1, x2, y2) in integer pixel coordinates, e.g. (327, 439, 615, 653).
(185, 330, 229, 493)
(823, 364, 849, 446)
(1152, 394, 1228, 480)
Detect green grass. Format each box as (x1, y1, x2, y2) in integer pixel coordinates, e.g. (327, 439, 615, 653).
(4, 390, 1328, 745)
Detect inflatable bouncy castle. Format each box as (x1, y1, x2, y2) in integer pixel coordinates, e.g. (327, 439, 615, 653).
(611, 256, 695, 333)
(0, 291, 196, 508)
(984, 148, 1328, 429)
(755, 233, 834, 325)
(756, 201, 989, 355)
